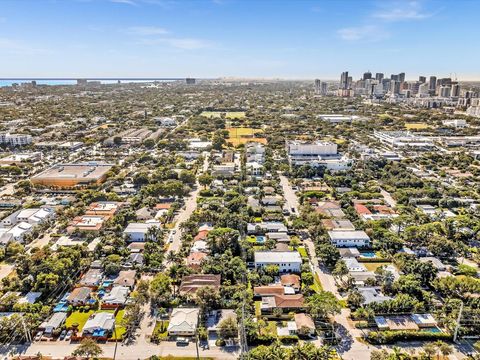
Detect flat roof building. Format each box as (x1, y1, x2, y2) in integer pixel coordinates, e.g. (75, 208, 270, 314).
(31, 162, 113, 188)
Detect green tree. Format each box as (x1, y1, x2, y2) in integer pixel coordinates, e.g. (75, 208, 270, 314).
(71, 338, 103, 358)
(306, 291, 341, 320)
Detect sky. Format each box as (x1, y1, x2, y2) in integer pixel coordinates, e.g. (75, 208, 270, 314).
(0, 0, 479, 80)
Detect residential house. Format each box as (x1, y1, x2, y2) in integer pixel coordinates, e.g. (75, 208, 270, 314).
(260, 294, 305, 314)
(179, 274, 221, 296)
(67, 287, 91, 306)
(113, 270, 137, 289)
(281, 274, 301, 292)
(294, 313, 316, 336)
(39, 312, 67, 335)
(167, 308, 200, 336)
(79, 268, 103, 287)
(206, 309, 237, 335)
(123, 221, 161, 242)
(254, 251, 302, 273)
(102, 286, 130, 306)
(328, 230, 370, 247)
(82, 312, 115, 336)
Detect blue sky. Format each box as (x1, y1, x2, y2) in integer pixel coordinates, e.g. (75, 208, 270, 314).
(0, 0, 479, 80)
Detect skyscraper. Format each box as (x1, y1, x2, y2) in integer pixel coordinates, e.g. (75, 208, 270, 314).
(451, 83, 460, 97)
(340, 71, 349, 90)
(315, 79, 321, 94)
(398, 72, 405, 83)
(375, 73, 384, 82)
(429, 76, 437, 94)
(363, 71, 372, 80)
(419, 76, 426, 83)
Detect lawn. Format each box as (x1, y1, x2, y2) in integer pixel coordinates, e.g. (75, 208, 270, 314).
(255, 301, 262, 318)
(66, 310, 94, 331)
(362, 262, 392, 272)
(225, 111, 246, 119)
(310, 273, 324, 293)
(152, 320, 169, 342)
(298, 246, 308, 258)
(110, 309, 126, 340)
(200, 111, 222, 118)
(226, 127, 267, 146)
(259, 321, 278, 336)
(405, 123, 430, 130)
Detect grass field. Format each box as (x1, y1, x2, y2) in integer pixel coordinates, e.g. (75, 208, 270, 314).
(226, 127, 267, 146)
(200, 111, 246, 119)
(66, 310, 95, 331)
(362, 262, 392, 272)
(405, 123, 430, 130)
(310, 273, 324, 293)
(298, 246, 308, 258)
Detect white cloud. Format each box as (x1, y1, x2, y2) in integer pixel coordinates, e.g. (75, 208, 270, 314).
(0, 38, 47, 55)
(126, 26, 169, 35)
(110, 0, 138, 6)
(372, 1, 432, 21)
(337, 25, 388, 42)
(139, 37, 213, 49)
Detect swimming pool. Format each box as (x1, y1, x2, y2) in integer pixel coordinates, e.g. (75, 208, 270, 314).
(360, 251, 376, 258)
(256, 236, 266, 244)
(421, 327, 442, 333)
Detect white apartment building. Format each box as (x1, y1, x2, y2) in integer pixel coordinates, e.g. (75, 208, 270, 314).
(254, 251, 302, 273)
(0, 133, 32, 146)
(328, 230, 371, 247)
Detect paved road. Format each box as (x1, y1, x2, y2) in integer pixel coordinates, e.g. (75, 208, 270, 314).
(17, 340, 239, 360)
(279, 174, 370, 359)
(380, 187, 397, 208)
(166, 154, 209, 257)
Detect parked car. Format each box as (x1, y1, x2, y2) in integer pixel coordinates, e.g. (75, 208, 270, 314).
(65, 330, 73, 341)
(34, 331, 43, 342)
(176, 337, 189, 346)
(59, 330, 67, 340)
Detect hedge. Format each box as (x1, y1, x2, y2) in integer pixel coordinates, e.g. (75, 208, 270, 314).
(365, 330, 452, 344)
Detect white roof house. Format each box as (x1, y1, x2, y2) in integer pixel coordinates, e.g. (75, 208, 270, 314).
(411, 313, 437, 327)
(167, 308, 200, 336)
(102, 286, 130, 305)
(40, 312, 67, 334)
(1, 207, 54, 228)
(247, 222, 288, 234)
(123, 222, 161, 242)
(254, 251, 302, 273)
(328, 230, 370, 247)
(344, 258, 367, 272)
(83, 312, 115, 334)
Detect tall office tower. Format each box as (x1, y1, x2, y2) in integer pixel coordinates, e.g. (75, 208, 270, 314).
(410, 81, 420, 95)
(347, 76, 353, 89)
(398, 72, 406, 83)
(315, 79, 321, 94)
(375, 73, 384, 82)
(363, 71, 372, 80)
(451, 83, 460, 97)
(418, 83, 429, 96)
(429, 76, 437, 95)
(340, 71, 349, 89)
(321, 81, 328, 95)
(439, 86, 451, 97)
(419, 76, 426, 83)
(390, 80, 400, 94)
(186, 78, 196, 84)
(391, 74, 399, 81)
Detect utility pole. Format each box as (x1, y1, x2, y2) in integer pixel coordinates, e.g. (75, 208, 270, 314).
(113, 323, 118, 360)
(453, 301, 464, 343)
(20, 315, 31, 343)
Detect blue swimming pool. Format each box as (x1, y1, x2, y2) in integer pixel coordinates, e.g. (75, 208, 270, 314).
(360, 251, 376, 258)
(256, 236, 266, 244)
(421, 327, 442, 333)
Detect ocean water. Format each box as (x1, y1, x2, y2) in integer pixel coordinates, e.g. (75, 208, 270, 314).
(0, 79, 163, 87)
(0, 80, 76, 87)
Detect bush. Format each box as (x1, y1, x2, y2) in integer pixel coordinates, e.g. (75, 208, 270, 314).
(355, 321, 369, 329)
(279, 335, 299, 344)
(215, 338, 226, 346)
(365, 330, 452, 344)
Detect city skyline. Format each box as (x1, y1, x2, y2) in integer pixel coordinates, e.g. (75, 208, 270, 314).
(1, 0, 480, 80)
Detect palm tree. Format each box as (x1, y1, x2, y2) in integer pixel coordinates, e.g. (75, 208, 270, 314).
(423, 343, 437, 359)
(435, 341, 453, 359)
